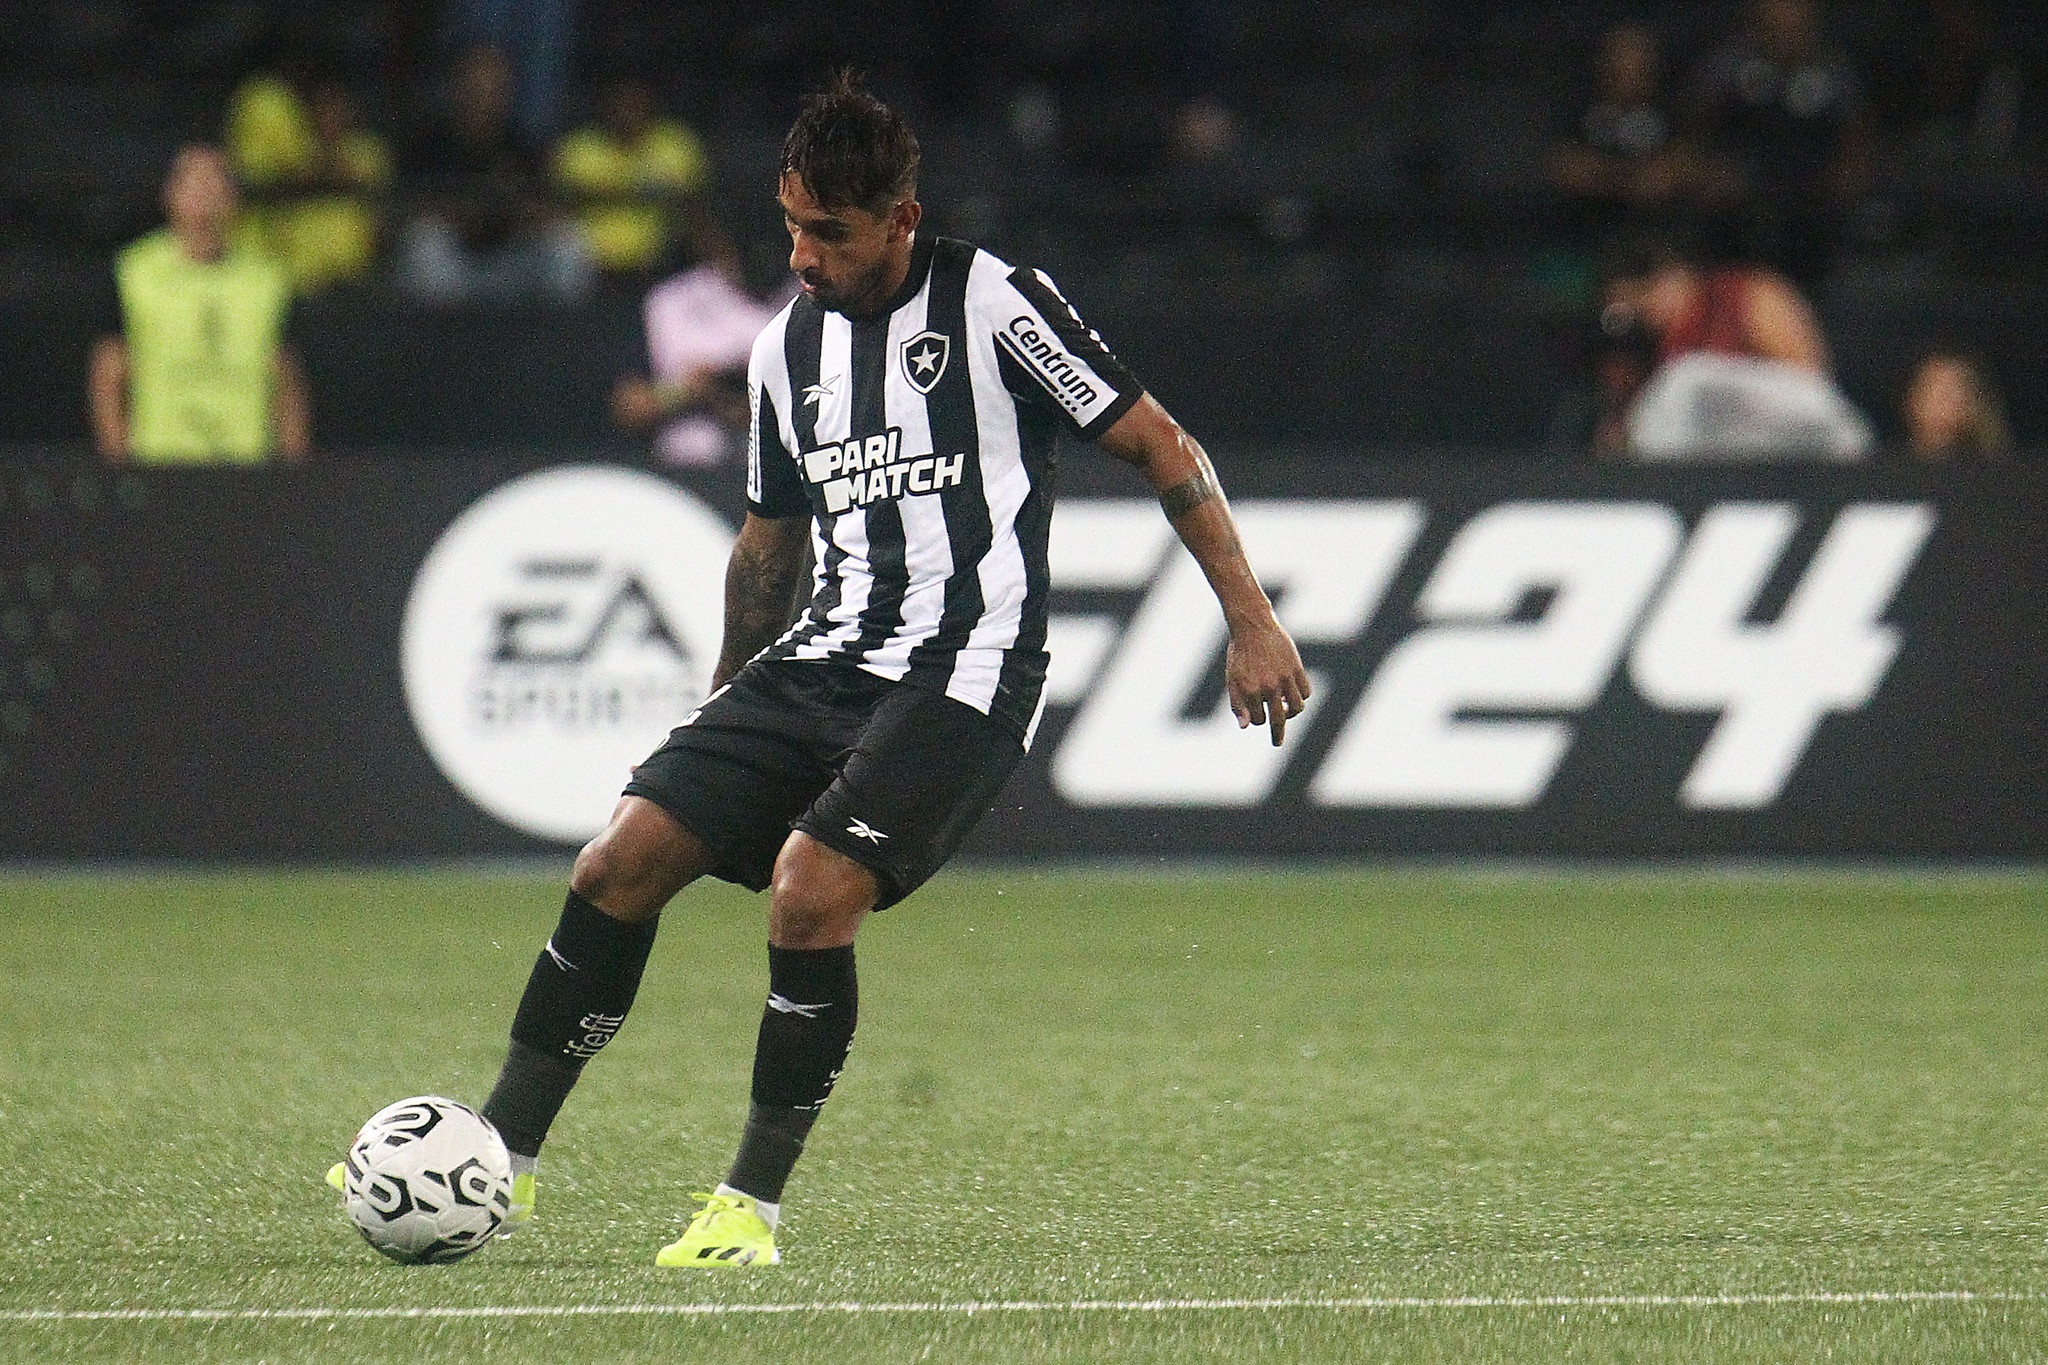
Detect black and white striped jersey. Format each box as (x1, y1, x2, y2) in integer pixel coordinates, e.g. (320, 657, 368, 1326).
(745, 233, 1143, 741)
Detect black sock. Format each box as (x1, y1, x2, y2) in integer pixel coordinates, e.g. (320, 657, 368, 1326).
(482, 1041, 580, 1159)
(725, 944, 857, 1202)
(725, 1103, 818, 1204)
(482, 890, 658, 1157)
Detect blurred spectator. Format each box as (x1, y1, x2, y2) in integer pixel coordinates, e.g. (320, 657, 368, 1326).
(1173, 94, 1242, 167)
(226, 70, 392, 292)
(397, 44, 588, 304)
(1882, 0, 2042, 185)
(1900, 349, 2011, 460)
(1170, 0, 1241, 170)
(88, 145, 311, 465)
(1594, 237, 1868, 461)
(552, 77, 711, 279)
(1550, 24, 1696, 235)
(1687, 0, 1870, 284)
(611, 237, 787, 468)
(448, 0, 575, 146)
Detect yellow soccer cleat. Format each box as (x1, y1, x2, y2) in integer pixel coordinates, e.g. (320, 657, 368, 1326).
(655, 1191, 781, 1267)
(326, 1160, 346, 1192)
(506, 1170, 536, 1229)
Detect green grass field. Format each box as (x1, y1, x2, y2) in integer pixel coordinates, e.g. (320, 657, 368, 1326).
(0, 865, 2043, 1362)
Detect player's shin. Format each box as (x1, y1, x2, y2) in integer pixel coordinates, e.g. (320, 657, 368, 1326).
(482, 890, 659, 1158)
(724, 944, 858, 1205)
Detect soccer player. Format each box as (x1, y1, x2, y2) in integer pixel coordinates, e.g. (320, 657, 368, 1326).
(470, 74, 1308, 1266)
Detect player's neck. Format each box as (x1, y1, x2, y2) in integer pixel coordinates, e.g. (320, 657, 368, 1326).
(844, 234, 920, 317)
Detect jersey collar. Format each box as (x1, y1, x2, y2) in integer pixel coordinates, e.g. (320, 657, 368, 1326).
(872, 232, 935, 317)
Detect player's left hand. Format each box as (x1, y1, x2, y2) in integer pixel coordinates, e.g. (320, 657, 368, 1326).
(1225, 618, 1311, 746)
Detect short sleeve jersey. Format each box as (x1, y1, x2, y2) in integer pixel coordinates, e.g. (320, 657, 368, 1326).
(744, 234, 1142, 739)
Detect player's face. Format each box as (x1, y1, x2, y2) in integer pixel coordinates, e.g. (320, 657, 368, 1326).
(780, 173, 918, 315)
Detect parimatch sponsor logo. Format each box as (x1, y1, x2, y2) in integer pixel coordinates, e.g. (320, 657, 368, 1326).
(801, 426, 967, 513)
(1043, 498, 1936, 810)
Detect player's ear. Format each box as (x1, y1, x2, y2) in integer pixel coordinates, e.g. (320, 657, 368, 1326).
(890, 198, 922, 242)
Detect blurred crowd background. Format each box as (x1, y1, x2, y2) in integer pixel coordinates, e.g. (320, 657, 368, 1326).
(1, 0, 2041, 459)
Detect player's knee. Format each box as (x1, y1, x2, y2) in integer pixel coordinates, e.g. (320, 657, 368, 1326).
(569, 835, 648, 922)
(570, 810, 684, 925)
(769, 837, 876, 948)
(568, 835, 616, 899)
(769, 890, 867, 949)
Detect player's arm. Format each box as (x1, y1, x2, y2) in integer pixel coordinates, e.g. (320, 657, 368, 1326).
(711, 511, 809, 690)
(1743, 274, 1830, 376)
(88, 335, 129, 463)
(1098, 394, 1310, 745)
(719, 305, 812, 689)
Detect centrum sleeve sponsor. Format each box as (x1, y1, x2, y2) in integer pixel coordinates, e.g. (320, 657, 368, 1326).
(997, 313, 1116, 427)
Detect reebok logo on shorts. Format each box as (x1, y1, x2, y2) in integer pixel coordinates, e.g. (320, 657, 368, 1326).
(846, 818, 889, 844)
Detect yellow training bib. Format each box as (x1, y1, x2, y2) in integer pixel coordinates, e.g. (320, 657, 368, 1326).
(116, 231, 291, 462)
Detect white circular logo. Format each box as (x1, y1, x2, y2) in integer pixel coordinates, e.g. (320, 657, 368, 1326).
(402, 466, 733, 842)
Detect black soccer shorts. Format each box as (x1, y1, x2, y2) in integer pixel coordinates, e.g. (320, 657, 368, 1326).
(621, 658, 1025, 909)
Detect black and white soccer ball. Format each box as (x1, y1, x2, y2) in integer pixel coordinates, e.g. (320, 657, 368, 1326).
(341, 1096, 514, 1264)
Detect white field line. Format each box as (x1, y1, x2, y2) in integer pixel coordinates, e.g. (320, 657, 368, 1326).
(0, 1290, 2033, 1324)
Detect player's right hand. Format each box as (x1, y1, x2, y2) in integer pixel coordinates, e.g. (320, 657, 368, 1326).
(1225, 620, 1311, 746)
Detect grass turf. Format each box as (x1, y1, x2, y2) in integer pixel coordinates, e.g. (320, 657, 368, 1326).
(0, 865, 2042, 1362)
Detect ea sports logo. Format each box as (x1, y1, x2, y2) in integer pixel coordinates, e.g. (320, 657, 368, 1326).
(402, 466, 732, 841)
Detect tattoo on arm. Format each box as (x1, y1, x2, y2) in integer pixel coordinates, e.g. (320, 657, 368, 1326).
(713, 526, 807, 686)
(1158, 465, 1221, 519)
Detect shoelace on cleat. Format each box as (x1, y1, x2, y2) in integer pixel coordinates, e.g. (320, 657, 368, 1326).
(685, 1192, 754, 1231)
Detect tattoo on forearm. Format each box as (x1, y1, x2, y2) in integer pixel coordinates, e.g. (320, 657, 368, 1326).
(1158, 466, 1221, 519)
(715, 536, 806, 683)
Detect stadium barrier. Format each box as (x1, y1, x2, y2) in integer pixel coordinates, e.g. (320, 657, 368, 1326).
(10, 287, 2048, 451)
(2, 454, 2041, 860)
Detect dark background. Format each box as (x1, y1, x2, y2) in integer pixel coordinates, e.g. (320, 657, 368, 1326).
(2, 0, 2044, 454)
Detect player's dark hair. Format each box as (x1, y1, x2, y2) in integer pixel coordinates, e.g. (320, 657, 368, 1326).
(781, 70, 919, 214)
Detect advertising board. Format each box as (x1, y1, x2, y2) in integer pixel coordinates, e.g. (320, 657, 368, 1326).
(0, 456, 2039, 859)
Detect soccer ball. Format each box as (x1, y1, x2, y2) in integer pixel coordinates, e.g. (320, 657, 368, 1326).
(341, 1096, 514, 1264)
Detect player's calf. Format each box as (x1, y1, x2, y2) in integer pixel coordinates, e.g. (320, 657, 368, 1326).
(480, 889, 658, 1160)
